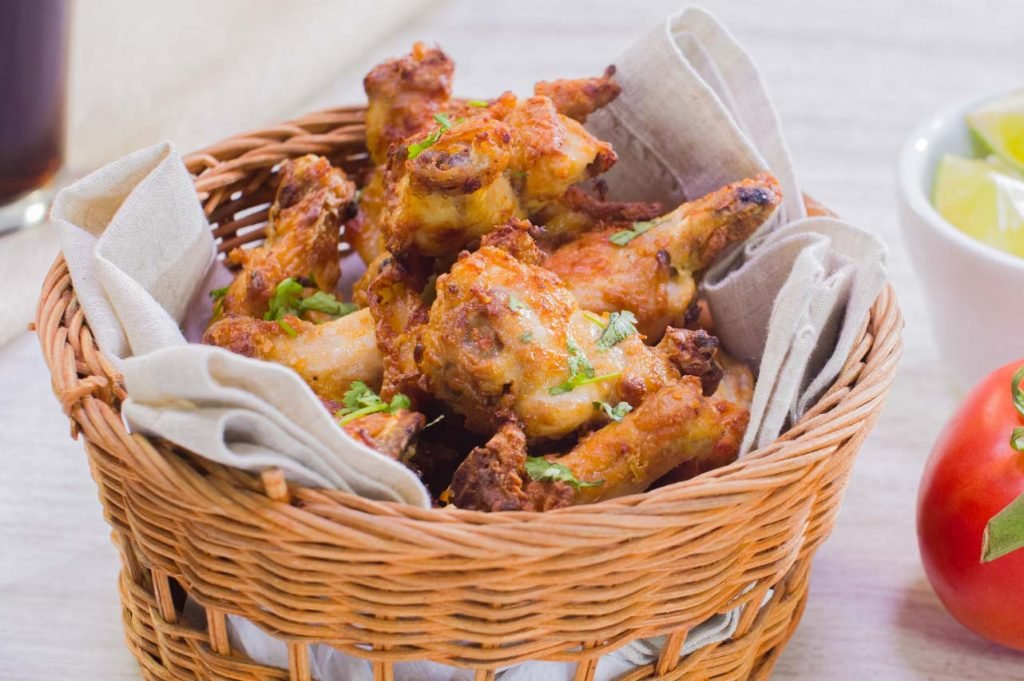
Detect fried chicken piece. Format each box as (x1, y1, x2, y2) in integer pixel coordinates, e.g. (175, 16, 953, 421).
(217, 155, 355, 322)
(364, 42, 454, 166)
(417, 222, 718, 440)
(366, 253, 432, 401)
(545, 173, 781, 340)
(346, 170, 390, 266)
(202, 309, 382, 403)
(449, 423, 575, 512)
(533, 65, 621, 123)
(383, 116, 525, 257)
(342, 409, 425, 461)
(449, 378, 748, 511)
(714, 351, 754, 411)
(659, 328, 722, 396)
(381, 91, 617, 257)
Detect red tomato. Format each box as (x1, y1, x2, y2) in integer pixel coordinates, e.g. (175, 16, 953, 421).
(917, 360, 1024, 650)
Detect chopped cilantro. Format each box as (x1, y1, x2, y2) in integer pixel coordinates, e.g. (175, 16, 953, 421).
(209, 285, 229, 300)
(467, 99, 489, 108)
(407, 113, 456, 159)
(549, 338, 620, 395)
(596, 310, 639, 348)
(264, 278, 357, 331)
(609, 220, 658, 246)
(594, 400, 632, 422)
(336, 381, 411, 425)
(525, 457, 603, 489)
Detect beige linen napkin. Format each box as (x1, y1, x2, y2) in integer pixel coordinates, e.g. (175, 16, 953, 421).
(588, 6, 887, 453)
(51, 141, 430, 506)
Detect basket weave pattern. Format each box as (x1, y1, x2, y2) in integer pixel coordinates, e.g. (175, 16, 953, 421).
(36, 106, 902, 681)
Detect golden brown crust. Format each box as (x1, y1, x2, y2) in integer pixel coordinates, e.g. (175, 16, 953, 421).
(364, 42, 454, 165)
(366, 254, 432, 401)
(657, 328, 723, 396)
(562, 377, 748, 504)
(534, 65, 622, 123)
(342, 409, 426, 461)
(218, 155, 355, 322)
(202, 310, 382, 403)
(545, 173, 781, 339)
(448, 423, 574, 512)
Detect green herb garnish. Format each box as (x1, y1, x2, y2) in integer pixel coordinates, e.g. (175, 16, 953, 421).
(467, 99, 489, 108)
(609, 220, 657, 246)
(549, 338, 620, 395)
(407, 113, 456, 159)
(519, 332, 533, 344)
(582, 311, 604, 326)
(264, 278, 357, 333)
(336, 381, 411, 425)
(596, 310, 639, 348)
(525, 456, 603, 489)
(209, 285, 229, 300)
(594, 400, 632, 422)
(300, 291, 359, 318)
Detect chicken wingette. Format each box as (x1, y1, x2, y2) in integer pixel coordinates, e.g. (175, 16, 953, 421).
(215, 155, 355, 323)
(448, 377, 749, 512)
(544, 173, 781, 340)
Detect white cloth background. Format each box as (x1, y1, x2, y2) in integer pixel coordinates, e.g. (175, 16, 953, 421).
(48, 6, 887, 680)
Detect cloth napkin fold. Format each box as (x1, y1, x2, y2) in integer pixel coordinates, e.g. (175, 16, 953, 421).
(588, 6, 886, 454)
(49, 5, 889, 680)
(51, 141, 430, 506)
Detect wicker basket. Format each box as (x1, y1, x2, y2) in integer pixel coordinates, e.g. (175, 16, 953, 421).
(36, 105, 902, 681)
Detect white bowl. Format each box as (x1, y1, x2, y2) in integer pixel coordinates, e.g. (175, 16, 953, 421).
(898, 88, 1024, 390)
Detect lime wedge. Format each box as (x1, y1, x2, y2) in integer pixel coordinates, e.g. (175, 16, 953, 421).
(932, 154, 1024, 258)
(967, 92, 1024, 173)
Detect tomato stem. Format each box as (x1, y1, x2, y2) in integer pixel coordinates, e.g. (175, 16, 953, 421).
(981, 364, 1024, 562)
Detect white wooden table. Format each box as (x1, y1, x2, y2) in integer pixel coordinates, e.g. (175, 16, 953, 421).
(3, 1, 1024, 678)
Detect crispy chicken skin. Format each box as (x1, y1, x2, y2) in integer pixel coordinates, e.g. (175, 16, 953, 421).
(714, 351, 754, 411)
(417, 222, 722, 440)
(449, 423, 574, 512)
(202, 309, 382, 403)
(545, 173, 781, 339)
(533, 65, 622, 123)
(217, 155, 355, 322)
(449, 378, 748, 511)
(342, 409, 426, 461)
(364, 42, 454, 166)
(382, 92, 619, 257)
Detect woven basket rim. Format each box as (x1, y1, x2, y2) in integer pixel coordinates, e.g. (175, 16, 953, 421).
(36, 104, 903, 530)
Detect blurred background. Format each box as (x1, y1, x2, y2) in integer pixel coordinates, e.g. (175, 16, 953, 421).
(2, 1, 1023, 680)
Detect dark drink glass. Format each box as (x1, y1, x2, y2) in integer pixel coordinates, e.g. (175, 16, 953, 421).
(0, 0, 70, 232)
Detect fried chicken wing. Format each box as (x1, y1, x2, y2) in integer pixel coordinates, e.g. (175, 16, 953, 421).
(448, 378, 748, 511)
(534, 65, 621, 123)
(202, 309, 382, 403)
(417, 222, 719, 440)
(545, 173, 781, 339)
(364, 42, 454, 166)
(342, 409, 426, 461)
(217, 155, 355, 322)
(383, 117, 525, 257)
(379, 87, 618, 257)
